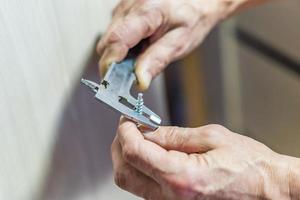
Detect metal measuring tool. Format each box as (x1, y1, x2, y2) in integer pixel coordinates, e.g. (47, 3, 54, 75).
(81, 56, 162, 130)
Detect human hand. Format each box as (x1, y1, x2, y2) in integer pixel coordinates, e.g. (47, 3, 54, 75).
(111, 118, 292, 199)
(97, 0, 233, 90)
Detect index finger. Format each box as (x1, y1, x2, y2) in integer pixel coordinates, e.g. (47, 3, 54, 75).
(117, 118, 187, 183)
(97, 11, 163, 77)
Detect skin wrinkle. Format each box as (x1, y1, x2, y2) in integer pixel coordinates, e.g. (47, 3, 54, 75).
(173, 3, 200, 27)
(98, 0, 224, 90)
(211, 147, 270, 197)
(148, 127, 213, 153)
(113, 118, 299, 199)
(165, 166, 202, 200)
(288, 165, 293, 200)
(121, 134, 171, 182)
(281, 155, 300, 199)
(120, 17, 146, 48)
(106, 24, 124, 46)
(288, 157, 299, 199)
(112, 0, 133, 17)
(180, 128, 195, 152)
(126, 159, 162, 187)
(184, 165, 209, 197)
(253, 158, 271, 199)
(166, 126, 183, 150)
(206, 166, 264, 199)
(135, 12, 161, 39)
(112, 137, 164, 198)
(265, 161, 278, 198)
(102, 0, 300, 198)
(252, 162, 266, 199)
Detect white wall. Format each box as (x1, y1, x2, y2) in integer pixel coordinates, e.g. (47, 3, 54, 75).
(0, 0, 168, 199)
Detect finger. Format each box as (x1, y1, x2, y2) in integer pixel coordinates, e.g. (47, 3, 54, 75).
(137, 124, 154, 133)
(135, 28, 190, 90)
(98, 43, 128, 77)
(144, 124, 230, 153)
(111, 0, 135, 18)
(96, 17, 122, 56)
(111, 135, 162, 199)
(97, 12, 163, 77)
(117, 118, 187, 182)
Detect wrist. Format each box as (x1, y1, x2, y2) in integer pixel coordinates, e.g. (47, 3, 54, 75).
(277, 154, 300, 199)
(250, 152, 288, 199)
(206, 0, 267, 21)
(264, 153, 300, 199)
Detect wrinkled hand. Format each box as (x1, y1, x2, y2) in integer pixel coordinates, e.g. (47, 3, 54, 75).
(97, 0, 227, 90)
(111, 118, 291, 200)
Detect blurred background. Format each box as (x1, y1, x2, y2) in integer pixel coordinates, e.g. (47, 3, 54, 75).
(169, 0, 300, 157)
(0, 0, 299, 199)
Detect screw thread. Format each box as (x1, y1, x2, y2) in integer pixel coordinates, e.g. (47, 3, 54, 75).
(135, 93, 144, 115)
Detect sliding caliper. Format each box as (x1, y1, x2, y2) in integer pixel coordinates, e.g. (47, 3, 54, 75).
(81, 58, 162, 130)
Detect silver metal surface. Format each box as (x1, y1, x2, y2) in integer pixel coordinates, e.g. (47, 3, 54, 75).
(81, 58, 162, 130)
(135, 93, 144, 115)
(81, 79, 100, 93)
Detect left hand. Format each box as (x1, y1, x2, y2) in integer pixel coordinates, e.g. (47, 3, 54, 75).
(111, 118, 290, 200)
(97, 0, 226, 91)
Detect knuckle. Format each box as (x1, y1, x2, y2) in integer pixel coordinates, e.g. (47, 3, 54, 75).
(107, 21, 133, 48)
(137, 0, 161, 16)
(182, 4, 202, 27)
(139, 6, 162, 26)
(106, 27, 123, 44)
(166, 127, 185, 147)
(112, 0, 130, 17)
(142, 15, 157, 35)
(201, 124, 228, 139)
(122, 144, 138, 162)
(106, 31, 120, 44)
(165, 175, 194, 197)
(153, 54, 169, 70)
(117, 122, 132, 135)
(146, 54, 168, 78)
(172, 42, 186, 56)
(166, 126, 177, 139)
(176, 4, 199, 27)
(165, 172, 209, 198)
(208, 124, 228, 132)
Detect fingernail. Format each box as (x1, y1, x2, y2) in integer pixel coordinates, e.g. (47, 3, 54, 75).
(137, 123, 152, 133)
(105, 55, 117, 65)
(99, 56, 117, 77)
(143, 131, 154, 135)
(143, 131, 157, 140)
(141, 128, 155, 135)
(136, 68, 151, 91)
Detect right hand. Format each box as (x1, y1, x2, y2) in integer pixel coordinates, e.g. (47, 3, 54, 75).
(111, 118, 297, 199)
(97, 0, 232, 90)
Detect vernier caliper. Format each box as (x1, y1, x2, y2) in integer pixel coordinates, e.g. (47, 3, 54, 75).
(81, 57, 162, 130)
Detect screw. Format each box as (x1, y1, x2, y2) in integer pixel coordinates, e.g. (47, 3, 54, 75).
(135, 93, 144, 115)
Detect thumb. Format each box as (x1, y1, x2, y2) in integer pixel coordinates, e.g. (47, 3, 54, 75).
(144, 125, 229, 153)
(135, 28, 189, 91)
